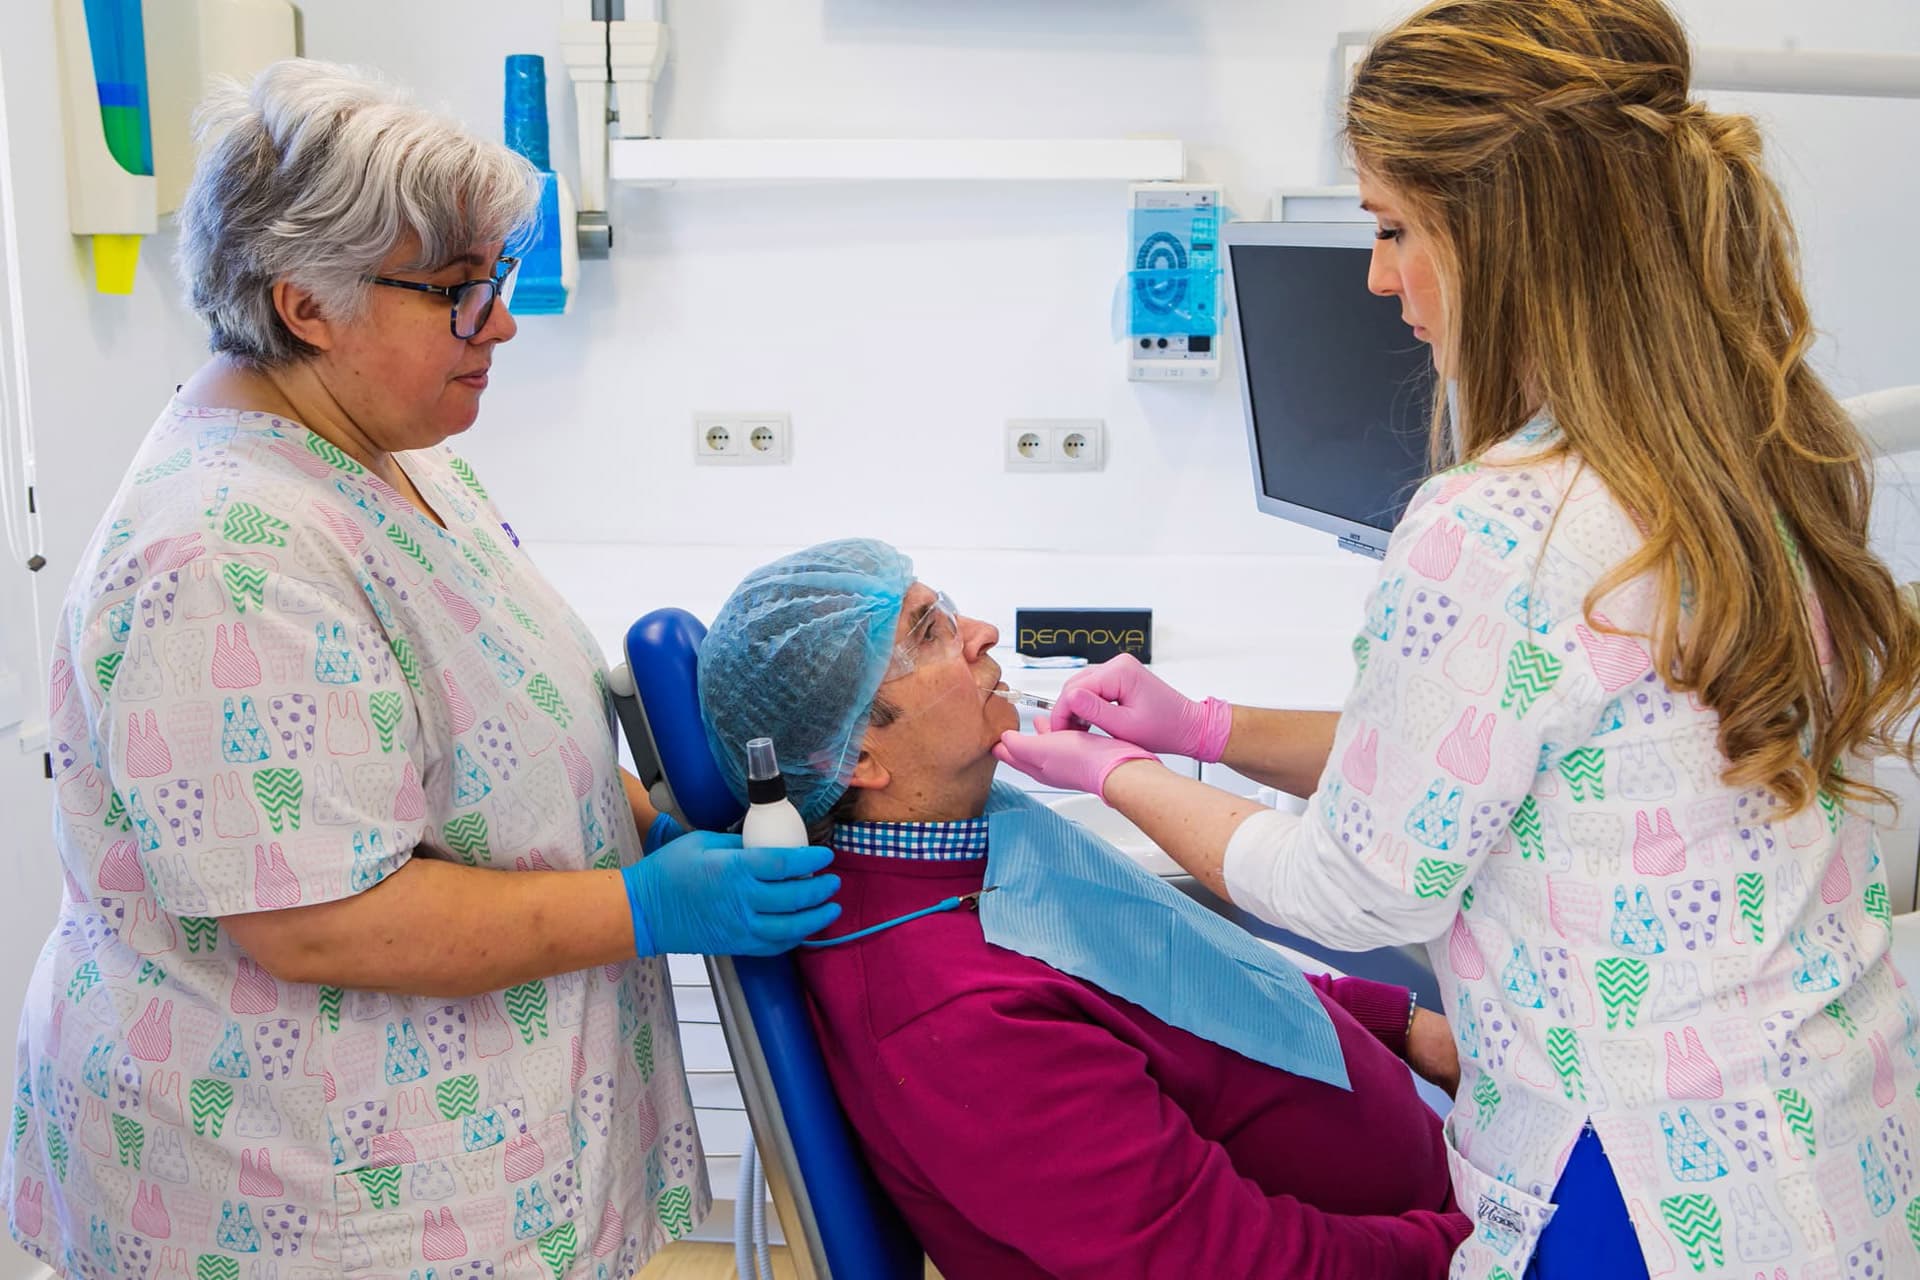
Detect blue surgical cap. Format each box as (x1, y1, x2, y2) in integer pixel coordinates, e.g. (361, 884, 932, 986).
(698, 538, 913, 824)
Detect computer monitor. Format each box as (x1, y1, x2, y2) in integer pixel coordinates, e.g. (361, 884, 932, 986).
(1224, 221, 1440, 558)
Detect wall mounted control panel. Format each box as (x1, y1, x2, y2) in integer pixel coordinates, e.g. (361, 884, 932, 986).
(1127, 183, 1222, 382)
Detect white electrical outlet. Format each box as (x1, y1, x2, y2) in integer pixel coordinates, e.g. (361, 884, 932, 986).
(1005, 419, 1104, 473)
(694, 412, 792, 465)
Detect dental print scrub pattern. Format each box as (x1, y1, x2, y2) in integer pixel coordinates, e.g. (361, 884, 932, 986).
(5, 402, 707, 1277)
(1320, 421, 1920, 1278)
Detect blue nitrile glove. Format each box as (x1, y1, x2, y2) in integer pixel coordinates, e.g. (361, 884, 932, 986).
(644, 813, 684, 854)
(621, 829, 842, 957)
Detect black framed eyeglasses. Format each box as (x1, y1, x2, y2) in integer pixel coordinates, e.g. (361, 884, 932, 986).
(367, 256, 520, 339)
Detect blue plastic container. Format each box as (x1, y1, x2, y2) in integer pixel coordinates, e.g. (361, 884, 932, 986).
(502, 54, 569, 316)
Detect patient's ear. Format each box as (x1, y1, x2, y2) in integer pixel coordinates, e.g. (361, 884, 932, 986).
(843, 747, 889, 793)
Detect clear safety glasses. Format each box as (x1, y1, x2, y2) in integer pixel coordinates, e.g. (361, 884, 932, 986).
(883, 588, 963, 681)
(368, 255, 521, 339)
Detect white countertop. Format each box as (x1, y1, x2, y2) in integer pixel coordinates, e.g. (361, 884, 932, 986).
(533, 540, 1381, 713)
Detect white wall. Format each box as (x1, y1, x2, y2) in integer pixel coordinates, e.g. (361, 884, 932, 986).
(281, 0, 1920, 561)
(1, 0, 1918, 1266)
(7, 0, 1916, 636)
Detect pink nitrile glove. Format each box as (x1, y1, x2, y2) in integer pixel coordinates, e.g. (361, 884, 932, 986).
(992, 721, 1162, 799)
(1046, 653, 1234, 764)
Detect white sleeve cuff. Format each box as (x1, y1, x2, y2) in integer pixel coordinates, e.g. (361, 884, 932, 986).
(1221, 804, 1456, 951)
(1223, 808, 1301, 918)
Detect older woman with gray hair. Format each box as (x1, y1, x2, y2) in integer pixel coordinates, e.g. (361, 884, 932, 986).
(5, 59, 838, 1276)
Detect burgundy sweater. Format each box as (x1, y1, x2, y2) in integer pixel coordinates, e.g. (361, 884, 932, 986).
(795, 846, 1471, 1280)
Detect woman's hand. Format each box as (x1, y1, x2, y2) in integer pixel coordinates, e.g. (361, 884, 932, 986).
(993, 722, 1163, 798)
(622, 830, 842, 957)
(1048, 654, 1234, 763)
(1406, 1007, 1461, 1097)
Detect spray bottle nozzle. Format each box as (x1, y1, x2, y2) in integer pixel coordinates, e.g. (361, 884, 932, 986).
(744, 737, 789, 804)
(746, 737, 780, 782)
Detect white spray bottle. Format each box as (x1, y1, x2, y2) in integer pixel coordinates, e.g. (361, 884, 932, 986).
(740, 737, 808, 849)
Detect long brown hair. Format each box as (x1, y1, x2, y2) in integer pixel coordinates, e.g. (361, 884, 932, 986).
(1346, 0, 1920, 814)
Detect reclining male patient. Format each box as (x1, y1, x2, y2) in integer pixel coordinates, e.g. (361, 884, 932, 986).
(690, 539, 1472, 1279)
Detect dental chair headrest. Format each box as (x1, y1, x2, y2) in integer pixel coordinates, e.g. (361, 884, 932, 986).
(624, 609, 748, 834)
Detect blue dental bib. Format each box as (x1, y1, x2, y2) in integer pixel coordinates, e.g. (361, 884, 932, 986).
(980, 783, 1350, 1090)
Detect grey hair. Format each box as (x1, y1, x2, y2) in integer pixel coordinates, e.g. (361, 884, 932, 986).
(175, 59, 540, 367)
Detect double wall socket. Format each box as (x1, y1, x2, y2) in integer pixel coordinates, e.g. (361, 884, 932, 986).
(1005, 419, 1104, 472)
(695, 412, 792, 465)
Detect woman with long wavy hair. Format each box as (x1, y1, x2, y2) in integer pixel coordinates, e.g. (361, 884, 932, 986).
(994, 1, 1920, 1275)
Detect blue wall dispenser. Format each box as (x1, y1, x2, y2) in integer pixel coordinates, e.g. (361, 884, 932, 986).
(502, 54, 579, 316)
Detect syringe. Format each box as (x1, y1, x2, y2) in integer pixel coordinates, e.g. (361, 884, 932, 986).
(992, 687, 1056, 712)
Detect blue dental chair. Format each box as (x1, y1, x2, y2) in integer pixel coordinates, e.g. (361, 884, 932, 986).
(608, 608, 924, 1280)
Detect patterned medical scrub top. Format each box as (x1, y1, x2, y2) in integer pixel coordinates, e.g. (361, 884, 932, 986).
(5, 400, 708, 1280)
(1222, 422, 1920, 1280)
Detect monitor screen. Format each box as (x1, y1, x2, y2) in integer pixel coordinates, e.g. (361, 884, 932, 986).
(1225, 223, 1439, 556)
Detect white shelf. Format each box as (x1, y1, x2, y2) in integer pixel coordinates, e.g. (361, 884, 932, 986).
(1269, 185, 1367, 223)
(1694, 48, 1920, 99)
(609, 137, 1185, 183)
